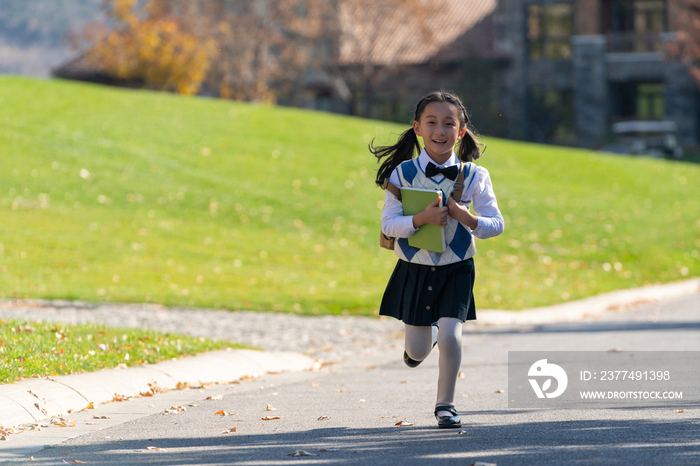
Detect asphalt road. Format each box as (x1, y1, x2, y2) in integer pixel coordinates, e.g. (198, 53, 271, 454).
(3, 293, 699, 465)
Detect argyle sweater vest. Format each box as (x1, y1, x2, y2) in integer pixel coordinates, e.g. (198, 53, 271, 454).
(394, 158, 477, 266)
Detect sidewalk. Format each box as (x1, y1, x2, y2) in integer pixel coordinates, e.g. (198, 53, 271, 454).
(1, 278, 698, 448)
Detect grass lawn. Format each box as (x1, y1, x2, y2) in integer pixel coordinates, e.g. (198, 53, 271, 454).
(0, 318, 243, 384)
(1, 75, 698, 314)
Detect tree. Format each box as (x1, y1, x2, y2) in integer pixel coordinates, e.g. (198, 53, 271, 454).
(74, 0, 216, 95)
(670, 0, 700, 86)
(73, 0, 342, 102)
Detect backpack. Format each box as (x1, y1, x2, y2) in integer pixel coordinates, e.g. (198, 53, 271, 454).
(380, 161, 472, 250)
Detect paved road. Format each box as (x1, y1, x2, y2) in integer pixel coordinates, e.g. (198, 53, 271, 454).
(3, 292, 698, 465)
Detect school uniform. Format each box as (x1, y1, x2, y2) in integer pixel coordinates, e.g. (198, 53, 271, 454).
(380, 149, 504, 326)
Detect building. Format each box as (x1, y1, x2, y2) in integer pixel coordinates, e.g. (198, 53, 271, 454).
(332, 0, 699, 151)
(493, 0, 698, 149)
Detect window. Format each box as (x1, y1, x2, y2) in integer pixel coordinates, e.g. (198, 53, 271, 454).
(609, 82, 664, 120)
(602, 0, 667, 51)
(527, 4, 574, 60)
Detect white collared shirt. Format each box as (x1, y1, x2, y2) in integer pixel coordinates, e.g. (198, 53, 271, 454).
(381, 149, 504, 240)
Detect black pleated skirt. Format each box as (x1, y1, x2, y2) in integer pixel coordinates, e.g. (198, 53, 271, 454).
(379, 258, 476, 326)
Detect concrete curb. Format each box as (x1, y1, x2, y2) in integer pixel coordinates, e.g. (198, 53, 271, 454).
(474, 277, 700, 327)
(0, 349, 315, 431)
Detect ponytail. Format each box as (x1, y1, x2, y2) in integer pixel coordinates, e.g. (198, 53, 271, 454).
(457, 126, 482, 163)
(372, 128, 421, 187)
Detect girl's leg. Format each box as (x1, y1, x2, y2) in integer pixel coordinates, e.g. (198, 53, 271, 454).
(404, 324, 434, 362)
(435, 317, 463, 414)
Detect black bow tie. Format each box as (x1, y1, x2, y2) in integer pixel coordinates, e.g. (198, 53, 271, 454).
(425, 162, 458, 181)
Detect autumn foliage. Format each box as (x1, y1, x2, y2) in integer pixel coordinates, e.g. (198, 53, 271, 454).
(78, 0, 216, 95)
(671, 0, 700, 86)
(75, 0, 341, 102)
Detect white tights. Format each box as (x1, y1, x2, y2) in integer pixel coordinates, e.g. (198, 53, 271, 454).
(404, 317, 463, 410)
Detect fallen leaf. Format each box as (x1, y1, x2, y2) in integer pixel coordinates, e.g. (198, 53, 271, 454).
(215, 410, 232, 416)
(205, 395, 223, 401)
(222, 427, 237, 434)
(0, 435, 8, 441)
(337, 389, 348, 392)
(458, 430, 468, 435)
(52, 420, 76, 428)
(266, 404, 276, 411)
(262, 416, 281, 420)
(608, 348, 623, 353)
(92, 416, 111, 419)
(359, 399, 366, 403)
(318, 416, 331, 421)
(458, 372, 466, 379)
(495, 389, 505, 394)
(395, 420, 414, 426)
(112, 394, 129, 402)
(310, 382, 320, 387)
(71, 461, 87, 464)
(34, 403, 48, 416)
(675, 410, 686, 413)
(289, 450, 315, 457)
(146, 446, 165, 451)
(189, 404, 199, 407)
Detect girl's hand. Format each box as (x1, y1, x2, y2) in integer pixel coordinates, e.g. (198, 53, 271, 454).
(412, 196, 448, 228)
(447, 197, 478, 229)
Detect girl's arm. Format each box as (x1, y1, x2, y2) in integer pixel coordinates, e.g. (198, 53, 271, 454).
(446, 166, 504, 239)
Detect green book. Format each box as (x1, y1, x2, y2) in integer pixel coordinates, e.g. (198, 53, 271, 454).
(400, 187, 446, 253)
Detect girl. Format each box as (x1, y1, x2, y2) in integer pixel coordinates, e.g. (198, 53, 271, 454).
(372, 91, 504, 429)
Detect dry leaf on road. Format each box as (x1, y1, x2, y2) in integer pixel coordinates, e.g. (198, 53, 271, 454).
(494, 390, 505, 394)
(215, 410, 233, 416)
(289, 450, 315, 457)
(205, 395, 223, 401)
(222, 427, 237, 433)
(458, 372, 466, 378)
(266, 404, 276, 411)
(395, 420, 414, 426)
(262, 416, 281, 420)
(317, 416, 331, 421)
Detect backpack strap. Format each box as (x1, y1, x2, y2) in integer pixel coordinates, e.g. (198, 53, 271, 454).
(381, 178, 402, 201)
(451, 162, 476, 202)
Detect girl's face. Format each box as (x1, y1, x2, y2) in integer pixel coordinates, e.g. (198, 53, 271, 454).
(413, 101, 466, 164)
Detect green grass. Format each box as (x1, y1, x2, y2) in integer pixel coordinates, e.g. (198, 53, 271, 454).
(1, 75, 699, 314)
(0, 319, 244, 384)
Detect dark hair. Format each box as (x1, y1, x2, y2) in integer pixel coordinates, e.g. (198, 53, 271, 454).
(371, 91, 482, 186)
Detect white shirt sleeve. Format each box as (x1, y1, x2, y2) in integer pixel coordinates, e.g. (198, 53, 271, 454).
(466, 166, 504, 239)
(381, 169, 418, 238)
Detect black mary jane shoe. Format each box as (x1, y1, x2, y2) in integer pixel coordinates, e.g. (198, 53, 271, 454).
(403, 324, 439, 368)
(403, 350, 423, 368)
(434, 406, 461, 429)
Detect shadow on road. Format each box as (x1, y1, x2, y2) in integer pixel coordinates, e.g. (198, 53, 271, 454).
(25, 415, 700, 465)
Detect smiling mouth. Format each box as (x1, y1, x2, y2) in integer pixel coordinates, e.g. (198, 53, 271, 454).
(433, 139, 447, 144)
